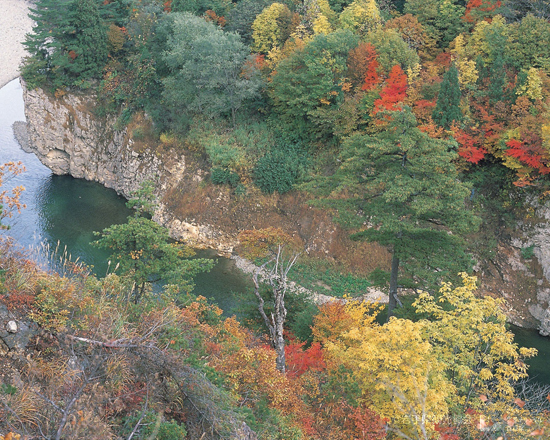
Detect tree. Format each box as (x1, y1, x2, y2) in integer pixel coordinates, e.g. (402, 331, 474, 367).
(404, 0, 466, 48)
(463, 0, 503, 23)
(268, 29, 358, 136)
(433, 64, 462, 128)
(384, 14, 437, 59)
(315, 300, 451, 439)
(346, 42, 380, 90)
(373, 64, 408, 113)
(363, 28, 420, 73)
(333, 108, 478, 318)
(314, 275, 539, 439)
(171, 0, 231, 16)
(225, 0, 274, 46)
(413, 273, 537, 412)
(251, 2, 294, 54)
(506, 13, 550, 70)
(23, 0, 108, 89)
(93, 182, 213, 303)
(0, 162, 26, 229)
(488, 52, 506, 103)
(162, 13, 261, 129)
(339, 0, 382, 35)
(238, 228, 302, 373)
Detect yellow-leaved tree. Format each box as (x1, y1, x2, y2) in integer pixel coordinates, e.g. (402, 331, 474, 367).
(313, 274, 538, 440)
(315, 300, 452, 439)
(338, 0, 382, 35)
(251, 2, 294, 54)
(413, 273, 537, 411)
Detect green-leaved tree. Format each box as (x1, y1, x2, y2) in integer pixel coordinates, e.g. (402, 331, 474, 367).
(93, 182, 214, 303)
(162, 12, 261, 129)
(433, 63, 462, 129)
(23, 0, 108, 89)
(333, 108, 479, 319)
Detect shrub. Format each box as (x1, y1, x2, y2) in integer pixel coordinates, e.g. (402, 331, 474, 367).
(253, 150, 298, 194)
(521, 244, 535, 260)
(211, 167, 240, 187)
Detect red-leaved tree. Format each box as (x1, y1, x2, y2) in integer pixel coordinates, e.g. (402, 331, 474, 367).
(347, 42, 381, 90)
(373, 65, 407, 114)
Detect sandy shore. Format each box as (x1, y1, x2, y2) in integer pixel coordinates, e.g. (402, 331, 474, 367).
(0, 0, 34, 89)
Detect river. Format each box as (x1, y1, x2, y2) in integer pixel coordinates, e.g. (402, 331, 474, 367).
(0, 78, 251, 316)
(1, 78, 550, 384)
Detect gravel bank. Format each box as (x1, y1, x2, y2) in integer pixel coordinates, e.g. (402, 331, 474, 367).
(0, 0, 34, 89)
(231, 255, 388, 305)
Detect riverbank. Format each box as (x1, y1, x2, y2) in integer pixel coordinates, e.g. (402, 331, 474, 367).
(0, 0, 33, 89)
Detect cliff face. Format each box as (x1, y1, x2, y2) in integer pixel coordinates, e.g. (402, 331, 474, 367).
(23, 84, 170, 197)
(22, 83, 239, 254)
(21, 83, 343, 256)
(21, 83, 550, 333)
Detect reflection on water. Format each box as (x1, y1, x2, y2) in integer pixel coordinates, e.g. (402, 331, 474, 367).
(0, 78, 252, 311)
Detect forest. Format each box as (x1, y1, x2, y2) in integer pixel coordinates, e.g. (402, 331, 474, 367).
(1, 0, 550, 438)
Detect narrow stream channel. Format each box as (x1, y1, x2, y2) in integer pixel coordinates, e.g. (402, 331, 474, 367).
(1, 78, 550, 384)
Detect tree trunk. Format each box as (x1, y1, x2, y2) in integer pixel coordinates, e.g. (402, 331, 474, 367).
(387, 254, 399, 322)
(273, 287, 287, 373)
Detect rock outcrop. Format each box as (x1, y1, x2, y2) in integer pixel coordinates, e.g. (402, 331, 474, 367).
(23, 83, 177, 198)
(21, 82, 245, 254)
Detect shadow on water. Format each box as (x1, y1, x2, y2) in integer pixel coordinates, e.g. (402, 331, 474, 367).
(510, 324, 550, 385)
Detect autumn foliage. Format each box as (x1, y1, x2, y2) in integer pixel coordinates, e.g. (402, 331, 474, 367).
(373, 65, 407, 114)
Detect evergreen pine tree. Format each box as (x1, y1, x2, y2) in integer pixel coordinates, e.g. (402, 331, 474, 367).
(433, 64, 462, 128)
(22, 0, 73, 88)
(23, 0, 108, 89)
(332, 108, 479, 319)
(59, 0, 109, 86)
(475, 55, 487, 88)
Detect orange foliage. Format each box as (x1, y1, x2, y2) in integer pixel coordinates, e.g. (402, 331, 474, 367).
(285, 341, 326, 378)
(347, 42, 381, 90)
(0, 161, 26, 228)
(204, 10, 226, 27)
(373, 65, 407, 114)
(454, 128, 487, 164)
(207, 317, 307, 417)
(506, 136, 550, 174)
(238, 227, 301, 259)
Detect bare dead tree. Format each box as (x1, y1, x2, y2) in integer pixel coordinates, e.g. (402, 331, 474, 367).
(252, 243, 300, 373)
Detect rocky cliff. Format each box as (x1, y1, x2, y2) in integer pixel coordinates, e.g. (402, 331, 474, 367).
(22, 83, 239, 254)
(23, 83, 174, 198)
(20, 82, 550, 333)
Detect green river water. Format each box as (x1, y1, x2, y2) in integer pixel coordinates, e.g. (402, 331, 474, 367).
(1, 78, 549, 384)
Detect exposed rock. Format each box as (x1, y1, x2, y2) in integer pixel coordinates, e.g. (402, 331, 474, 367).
(230, 255, 388, 304)
(12, 121, 32, 153)
(6, 320, 17, 333)
(0, 304, 39, 352)
(23, 82, 167, 197)
(232, 422, 258, 440)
